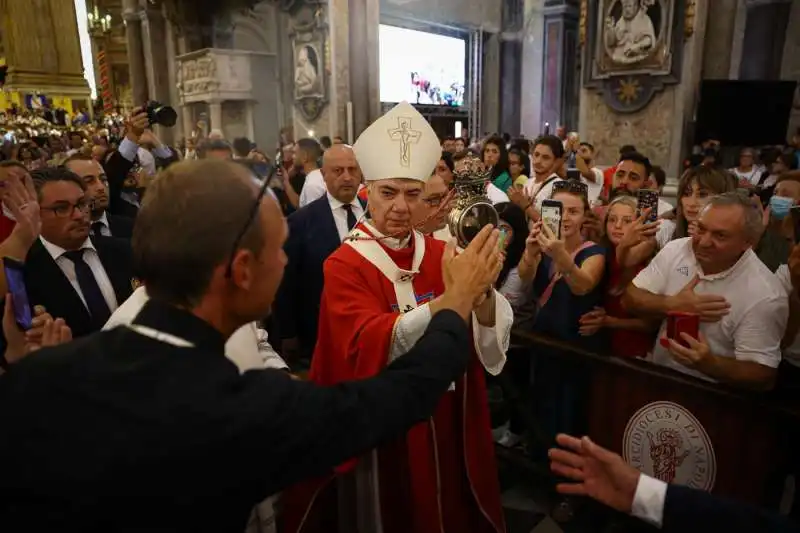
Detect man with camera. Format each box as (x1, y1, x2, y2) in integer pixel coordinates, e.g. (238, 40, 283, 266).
(103, 104, 177, 219)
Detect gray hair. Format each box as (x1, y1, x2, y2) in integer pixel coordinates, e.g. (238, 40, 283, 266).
(701, 191, 764, 243)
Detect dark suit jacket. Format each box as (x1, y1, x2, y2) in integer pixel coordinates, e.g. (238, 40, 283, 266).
(24, 236, 135, 338)
(663, 484, 799, 532)
(102, 150, 138, 219)
(274, 195, 343, 357)
(106, 213, 134, 239)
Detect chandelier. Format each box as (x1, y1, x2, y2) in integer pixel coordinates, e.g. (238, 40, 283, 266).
(87, 5, 113, 34)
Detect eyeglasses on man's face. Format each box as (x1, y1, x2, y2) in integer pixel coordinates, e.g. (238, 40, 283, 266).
(40, 198, 93, 218)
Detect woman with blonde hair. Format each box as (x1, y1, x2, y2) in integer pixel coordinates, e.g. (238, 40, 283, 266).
(578, 194, 659, 357)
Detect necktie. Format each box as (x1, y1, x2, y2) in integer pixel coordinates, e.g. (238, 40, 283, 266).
(343, 204, 357, 231)
(62, 249, 111, 326)
(91, 221, 105, 237)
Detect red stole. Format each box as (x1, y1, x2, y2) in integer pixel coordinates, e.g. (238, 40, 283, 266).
(281, 224, 505, 533)
(0, 213, 17, 244)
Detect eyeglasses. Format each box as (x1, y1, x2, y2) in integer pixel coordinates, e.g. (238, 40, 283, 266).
(225, 165, 277, 278)
(423, 194, 447, 207)
(40, 199, 92, 218)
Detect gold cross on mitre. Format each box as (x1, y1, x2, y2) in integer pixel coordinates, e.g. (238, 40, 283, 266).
(387, 117, 422, 168)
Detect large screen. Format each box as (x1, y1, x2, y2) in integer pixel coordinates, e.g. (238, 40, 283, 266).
(379, 24, 466, 107)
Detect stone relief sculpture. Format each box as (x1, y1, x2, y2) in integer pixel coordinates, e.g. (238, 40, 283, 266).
(288, 1, 329, 122)
(294, 45, 322, 97)
(604, 0, 657, 65)
(584, 0, 686, 114)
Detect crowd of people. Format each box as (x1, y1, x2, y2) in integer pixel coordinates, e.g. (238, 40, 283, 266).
(1, 99, 800, 532)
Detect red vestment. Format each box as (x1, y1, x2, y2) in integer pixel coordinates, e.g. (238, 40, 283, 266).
(281, 224, 505, 533)
(0, 213, 16, 243)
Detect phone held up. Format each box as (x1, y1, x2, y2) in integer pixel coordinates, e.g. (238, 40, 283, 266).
(3, 257, 33, 330)
(791, 205, 800, 245)
(540, 199, 563, 240)
(636, 189, 660, 224)
(663, 311, 699, 349)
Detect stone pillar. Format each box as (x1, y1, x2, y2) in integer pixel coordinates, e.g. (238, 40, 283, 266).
(246, 102, 256, 141)
(499, 36, 523, 136)
(482, 34, 501, 135)
(701, 0, 739, 79)
(182, 105, 195, 140)
(141, 5, 174, 143)
(123, 0, 149, 106)
(348, 0, 380, 136)
(0, 0, 89, 99)
(739, 0, 792, 80)
(540, 1, 579, 132)
(520, 0, 546, 137)
(781, 0, 800, 138)
(209, 101, 223, 132)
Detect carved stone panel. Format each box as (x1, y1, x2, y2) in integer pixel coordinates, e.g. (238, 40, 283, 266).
(583, 0, 687, 113)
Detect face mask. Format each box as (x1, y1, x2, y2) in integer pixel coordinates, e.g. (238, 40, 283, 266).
(769, 195, 794, 219)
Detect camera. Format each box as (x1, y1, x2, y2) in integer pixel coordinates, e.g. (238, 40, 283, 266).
(144, 101, 177, 128)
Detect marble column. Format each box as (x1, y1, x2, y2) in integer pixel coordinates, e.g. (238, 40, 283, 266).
(701, 0, 739, 79)
(141, 4, 174, 143)
(209, 101, 223, 132)
(348, 0, 380, 137)
(122, 0, 149, 106)
(499, 35, 523, 135)
(780, 0, 800, 139)
(739, 0, 792, 80)
(182, 105, 195, 140)
(540, 0, 579, 132)
(520, 0, 546, 137)
(246, 102, 256, 141)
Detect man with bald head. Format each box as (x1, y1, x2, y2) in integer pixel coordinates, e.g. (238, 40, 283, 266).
(0, 159, 499, 531)
(275, 143, 365, 365)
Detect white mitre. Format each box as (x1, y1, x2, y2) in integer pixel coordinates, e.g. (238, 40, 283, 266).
(353, 101, 441, 183)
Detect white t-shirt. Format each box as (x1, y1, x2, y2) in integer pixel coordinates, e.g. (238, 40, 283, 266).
(487, 183, 510, 204)
(522, 174, 564, 212)
(655, 219, 676, 249)
(632, 238, 788, 382)
(657, 198, 674, 217)
(583, 168, 603, 204)
(298, 169, 326, 208)
(729, 166, 765, 187)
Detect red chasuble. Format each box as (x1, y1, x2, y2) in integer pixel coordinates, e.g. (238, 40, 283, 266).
(281, 223, 506, 533)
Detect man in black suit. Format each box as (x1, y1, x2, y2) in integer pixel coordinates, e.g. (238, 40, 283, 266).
(549, 433, 799, 532)
(102, 107, 177, 219)
(275, 144, 364, 365)
(24, 167, 134, 338)
(64, 154, 134, 239)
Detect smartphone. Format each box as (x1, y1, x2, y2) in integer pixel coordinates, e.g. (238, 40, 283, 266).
(540, 199, 563, 240)
(3, 257, 33, 330)
(666, 312, 699, 348)
(566, 169, 581, 181)
(791, 205, 800, 245)
(637, 189, 660, 223)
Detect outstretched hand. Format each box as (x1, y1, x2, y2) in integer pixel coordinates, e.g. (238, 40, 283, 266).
(549, 433, 640, 515)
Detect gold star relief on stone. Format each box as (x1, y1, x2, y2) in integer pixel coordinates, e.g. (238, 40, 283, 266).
(616, 78, 642, 104)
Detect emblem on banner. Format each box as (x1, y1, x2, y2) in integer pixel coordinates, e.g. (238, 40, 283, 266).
(622, 401, 716, 490)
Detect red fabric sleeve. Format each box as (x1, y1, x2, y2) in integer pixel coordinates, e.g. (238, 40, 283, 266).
(310, 250, 400, 385)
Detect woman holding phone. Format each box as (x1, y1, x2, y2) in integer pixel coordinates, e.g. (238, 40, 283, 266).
(518, 181, 606, 451)
(518, 180, 606, 342)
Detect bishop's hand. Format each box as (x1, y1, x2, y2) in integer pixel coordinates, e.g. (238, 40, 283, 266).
(433, 225, 501, 322)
